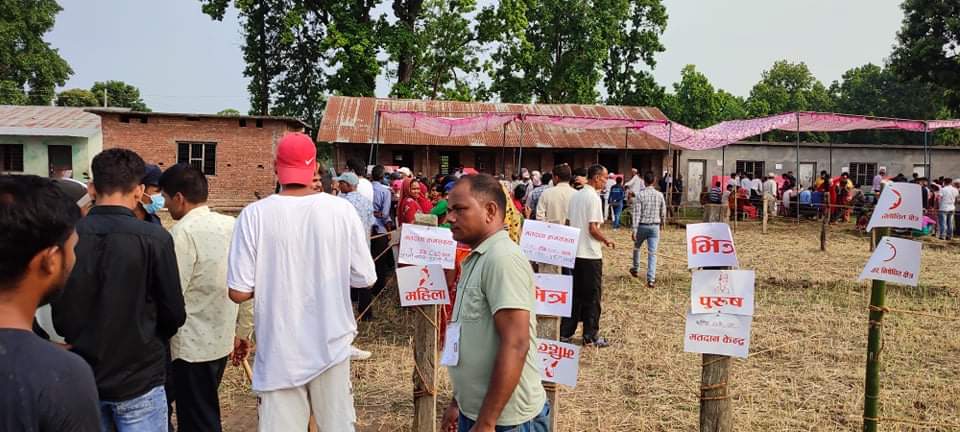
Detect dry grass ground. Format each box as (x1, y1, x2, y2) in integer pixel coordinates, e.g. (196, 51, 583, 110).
(216, 218, 960, 431)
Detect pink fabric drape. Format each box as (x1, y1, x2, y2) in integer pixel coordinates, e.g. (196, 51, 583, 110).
(522, 114, 666, 129)
(380, 111, 518, 137)
(928, 119, 960, 130)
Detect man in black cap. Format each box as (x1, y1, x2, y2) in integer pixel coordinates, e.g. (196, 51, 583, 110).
(135, 164, 164, 224)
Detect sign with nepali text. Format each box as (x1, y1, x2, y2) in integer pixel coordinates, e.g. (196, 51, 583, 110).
(519, 220, 581, 268)
(866, 182, 922, 232)
(691, 270, 755, 316)
(858, 236, 921, 287)
(397, 264, 451, 306)
(398, 224, 456, 269)
(534, 274, 573, 317)
(683, 313, 752, 358)
(536, 338, 580, 388)
(685, 223, 739, 269)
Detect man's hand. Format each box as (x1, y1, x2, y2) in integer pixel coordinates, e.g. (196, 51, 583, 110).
(230, 337, 252, 366)
(468, 425, 495, 432)
(631, 231, 636, 241)
(441, 401, 459, 432)
(604, 239, 615, 249)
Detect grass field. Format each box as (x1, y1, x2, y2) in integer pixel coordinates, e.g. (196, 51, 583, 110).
(215, 218, 960, 431)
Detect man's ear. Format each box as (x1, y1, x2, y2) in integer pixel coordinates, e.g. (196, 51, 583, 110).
(87, 182, 97, 199)
(485, 200, 499, 223)
(38, 245, 62, 277)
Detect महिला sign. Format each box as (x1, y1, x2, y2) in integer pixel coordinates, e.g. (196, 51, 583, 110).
(519, 220, 581, 268)
(534, 273, 573, 318)
(858, 236, 921, 287)
(398, 224, 457, 269)
(683, 313, 752, 358)
(866, 182, 923, 232)
(536, 338, 580, 388)
(396, 264, 450, 307)
(685, 223, 739, 269)
(690, 270, 755, 316)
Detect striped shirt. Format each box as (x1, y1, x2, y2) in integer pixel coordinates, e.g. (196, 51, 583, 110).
(633, 186, 666, 228)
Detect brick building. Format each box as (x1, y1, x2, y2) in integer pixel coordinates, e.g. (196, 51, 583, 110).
(89, 109, 305, 207)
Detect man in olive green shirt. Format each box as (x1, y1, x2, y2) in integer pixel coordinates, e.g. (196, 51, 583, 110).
(441, 174, 548, 432)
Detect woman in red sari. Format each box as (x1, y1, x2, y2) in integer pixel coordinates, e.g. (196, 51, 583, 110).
(397, 178, 427, 226)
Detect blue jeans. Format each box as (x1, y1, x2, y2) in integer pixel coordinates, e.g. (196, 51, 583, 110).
(632, 224, 660, 282)
(939, 211, 955, 239)
(458, 402, 550, 432)
(612, 203, 624, 228)
(100, 385, 168, 432)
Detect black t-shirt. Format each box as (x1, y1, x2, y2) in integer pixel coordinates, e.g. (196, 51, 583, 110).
(0, 329, 101, 431)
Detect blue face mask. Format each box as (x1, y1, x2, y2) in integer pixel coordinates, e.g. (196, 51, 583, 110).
(144, 193, 165, 214)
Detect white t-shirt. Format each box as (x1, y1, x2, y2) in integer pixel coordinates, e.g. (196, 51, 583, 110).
(603, 178, 616, 199)
(740, 178, 752, 190)
(940, 185, 959, 212)
(227, 193, 377, 392)
(357, 177, 374, 203)
(751, 178, 762, 192)
(568, 186, 604, 259)
(624, 175, 645, 197)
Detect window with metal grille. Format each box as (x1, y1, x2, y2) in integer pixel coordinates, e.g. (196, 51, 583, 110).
(177, 142, 216, 175)
(735, 160, 765, 179)
(1, 144, 24, 172)
(849, 162, 876, 187)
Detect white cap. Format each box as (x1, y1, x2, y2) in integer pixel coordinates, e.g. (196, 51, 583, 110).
(398, 167, 412, 177)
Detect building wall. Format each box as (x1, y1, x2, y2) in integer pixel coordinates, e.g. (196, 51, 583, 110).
(98, 113, 301, 207)
(0, 135, 93, 180)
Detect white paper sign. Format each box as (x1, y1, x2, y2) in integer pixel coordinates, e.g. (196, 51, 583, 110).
(686, 223, 739, 269)
(775, 163, 783, 170)
(396, 264, 450, 306)
(691, 270, 755, 316)
(519, 220, 581, 268)
(858, 236, 921, 287)
(841, 166, 849, 174)
(536, 338, 580, 388)
(398, 224, 456, 269)
(866, 182, 923, 232)
(716, 160, 723, 167)
(534, 274, 573, 317)
(684, 313, 752, 358)
(440, 322, 460, 366)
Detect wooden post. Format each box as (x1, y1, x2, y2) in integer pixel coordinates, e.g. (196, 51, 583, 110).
(862, 227, 888, 432)
(762, 199, 768, 234)
(412, 214, 439, 432)
(536, 316, 560, 430)
(700, 354, 732, 432)
(821, 190, 830, 251)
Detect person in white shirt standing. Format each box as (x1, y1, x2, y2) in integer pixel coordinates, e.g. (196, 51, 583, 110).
(938, 178, 958, 240)
(562, 164, 615, 347)
(227, 133, 377, 431)
(160, 163, 242, 432)
(346, 158, 374, 203)
(603, 173, 616, 221)
(762, 173, 778, 215)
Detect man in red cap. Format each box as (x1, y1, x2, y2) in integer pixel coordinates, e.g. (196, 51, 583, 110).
(226, 133, 377, 431)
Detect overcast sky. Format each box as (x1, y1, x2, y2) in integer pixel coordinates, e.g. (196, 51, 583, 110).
(48, 0, 905, 114)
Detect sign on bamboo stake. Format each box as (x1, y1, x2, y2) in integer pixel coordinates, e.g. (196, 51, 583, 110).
(858, 236, 921, 286)
(536, 338, 580, 388)
(519, 220, 581, 268)
(686, 223, 739, 269)
(690, 270, 755, 316)
(866, 183, 923, 232)
(684, 313, 752, 359)
(534, 273, 573, 317)
(397, 264, 450, 306)
(398, 224, 456, 269)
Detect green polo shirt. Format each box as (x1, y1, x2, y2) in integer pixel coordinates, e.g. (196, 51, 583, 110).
(449, 230, 546, 425)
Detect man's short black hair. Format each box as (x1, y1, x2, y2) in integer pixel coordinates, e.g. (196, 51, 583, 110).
(587, 164, 606, 180)
(92, 148, 146, 195)
(371, 165, 386, 181)
(554, 165, 572, 182)
(644, 171, 655, 185)
(456, 174, 507, 220)
(572, 167, 587, 178)
(347, 158, 366, 176)
(159, 163, 208, 204)
(541, 172, 553, 185)
(0, 175, 81, 291)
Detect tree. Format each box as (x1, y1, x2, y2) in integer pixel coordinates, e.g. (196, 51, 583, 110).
(56, 88, 99, 107)
(272, 2, 327, 134)
(217, 108, 241, 115)
(715, 90, 747, 121)
(746, 60, 834, 117)
(891, 0, 960, 113)
(0, 0, 72, 105)
(666, 65, 719, 128)
(604, 0, 668, 107)
(322, 0, 381, 97)
(91, 81, 150, 111)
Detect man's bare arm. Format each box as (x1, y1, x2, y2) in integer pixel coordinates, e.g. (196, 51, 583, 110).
(472, 309, 531, 430)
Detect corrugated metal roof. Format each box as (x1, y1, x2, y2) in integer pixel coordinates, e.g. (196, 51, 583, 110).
(0, 105, 101, 137)
(317, 96, 670, 150)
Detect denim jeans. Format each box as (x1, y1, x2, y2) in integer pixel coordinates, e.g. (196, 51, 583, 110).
(939, 211, 955, 239)
(612, 203, 624, 228)
(632, 224, 660, 282)
(458, 401, 550, 432)
(100, 385, 168, 432)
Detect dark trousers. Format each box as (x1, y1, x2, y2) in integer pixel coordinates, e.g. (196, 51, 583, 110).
(560, 258, 603, 340)
(371, 233, 394, 296)
(171, 357, 228, 432)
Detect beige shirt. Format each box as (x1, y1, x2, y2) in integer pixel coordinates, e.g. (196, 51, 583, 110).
(568, 186, 604, 259)
(535, 182, 576, 224)
(169, 206, 240, 362)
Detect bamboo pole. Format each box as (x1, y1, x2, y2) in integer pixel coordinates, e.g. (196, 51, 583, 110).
(863, 227, 889, 432)
(820, 191, 830, 251)
(762, 198, 768, 234)
(412, 215, 439, 432)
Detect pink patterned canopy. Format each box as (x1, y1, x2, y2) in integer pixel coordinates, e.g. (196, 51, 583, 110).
(378, 111, 667, 137)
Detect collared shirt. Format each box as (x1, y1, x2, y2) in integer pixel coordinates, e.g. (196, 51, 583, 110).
(872, 174, 884, 192)
(52, 206, 185, 402)
(449, 231, 546, 426)
(940, 185, 959, 212)
(525, 184, 550, 219)
(624, 174, 645, 197)
(763, 179, 778, 197)
(634, 186, 666, 228)
(740, 178, 752, 190)
(357, 177, 374, 203)
(372, 181, 392, 233)
(342, 191, 376, 233)
(535, 182, 576, 224)
(169, 206, 240, 363)
(568, 186, 604, 259)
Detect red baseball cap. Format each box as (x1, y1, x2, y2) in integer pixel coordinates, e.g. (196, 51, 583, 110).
(276, 133, 317, 185)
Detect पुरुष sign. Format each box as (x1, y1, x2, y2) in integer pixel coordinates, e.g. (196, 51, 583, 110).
(690, 270, 755, 316)
(685, 223, 739, 269)
(683, 313, 752, 358)
(519, 220, 581, 268)
(866, 182, 923, 232)
(396, 264, 450, 306)
(858, 236, 921, 287)
(536, 338, 580, 388)
(534, 273, 572, 318)
(398, 224, 457, 269)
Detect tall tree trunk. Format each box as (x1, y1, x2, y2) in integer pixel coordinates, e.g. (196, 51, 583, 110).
(394, 0, 424, 85)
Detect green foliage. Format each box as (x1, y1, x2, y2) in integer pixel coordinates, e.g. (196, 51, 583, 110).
(746, 60, 834, 116)
(604, 0, 668, 107)
(0, 0, 72, 105)
(56, 88, 99, 107)
(891, 0, 960, 112)
(666, 65, 718, 128)
(217, 108, 241, 115)
(91, 81, 150, 111)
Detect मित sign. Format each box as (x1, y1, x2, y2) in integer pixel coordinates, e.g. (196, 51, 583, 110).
(858, 236, 921, 287)
(683, 313, 752, 359)
(396, 264, 450, 306)
(685, 223, 739, 269)
(866, 182, 923, 232)
(398, 224, 457, 269)
(534, 273, 573, 318)
(536, 338, 580, 388)
(690, 270, 755, 316)
(519, 220, 581, 268)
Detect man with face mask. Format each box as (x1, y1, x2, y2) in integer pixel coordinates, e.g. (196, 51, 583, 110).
(0, 175, 100, 431)
(135, 164, 165, 225)
(52, 148, 186, 432)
